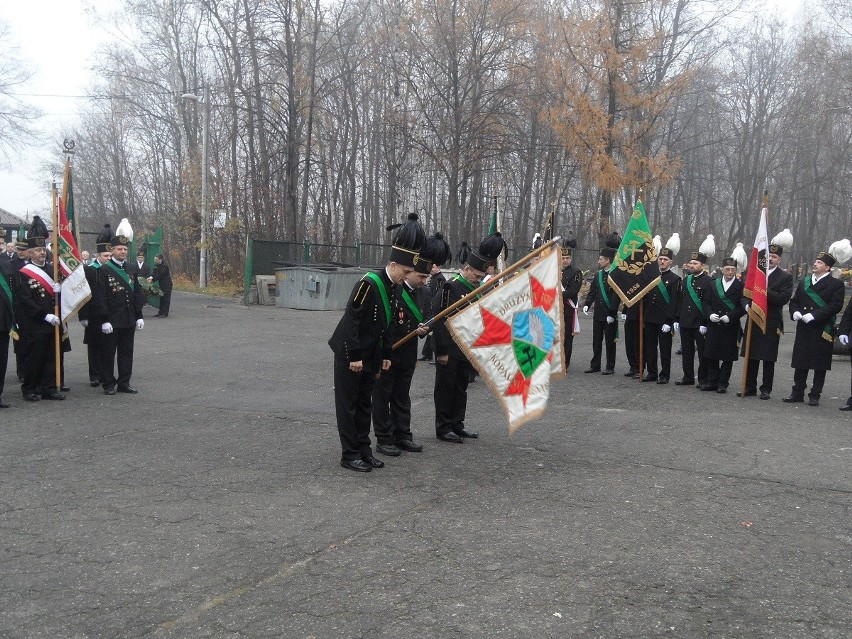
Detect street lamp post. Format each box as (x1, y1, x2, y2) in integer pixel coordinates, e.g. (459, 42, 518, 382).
(181, 86, 210, 288)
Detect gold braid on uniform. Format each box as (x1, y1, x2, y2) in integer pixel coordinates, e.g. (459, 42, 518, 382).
(353, 281, 371, 308)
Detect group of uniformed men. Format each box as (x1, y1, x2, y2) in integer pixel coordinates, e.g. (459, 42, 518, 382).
(0, 219, 146, 408)
(330, 221, 851, 472)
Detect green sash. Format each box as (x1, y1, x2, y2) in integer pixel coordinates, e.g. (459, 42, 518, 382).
(686, 274, 703, 315)
(598, 270, 613, 308)
(363, 271, 392, 327)
(452, 274, 477, 293)
(104, 260, 133, 289)
(0, 274, 16, 339)
(656, 279, 670, 304)
(803, 276, 835, 342)
(401, 288, 423, 323)
(714, 278, 736, 312)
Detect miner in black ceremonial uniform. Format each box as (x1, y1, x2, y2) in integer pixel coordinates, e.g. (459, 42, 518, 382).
(92, 222, 146, 395)
(10, 239, 29, 382)
(419, 243, 450, 362)
(79, 225, 112, 387)
(643, 247, 681, 383)
(701, 257, 745, 393)
(433, 232, 506, 443)
(783, 249, 845, 406)
(373, 233, 451, 457)
(675, 250, 711, 386)
(15, 217, 64, 401)
(837, 298, 852, 412)
(738, 242, 794, 400)
(560, 237, 582, 370)
(583, 233, 621, 375)
(330, 214, 425, 472)
(0, 258, 15, 407)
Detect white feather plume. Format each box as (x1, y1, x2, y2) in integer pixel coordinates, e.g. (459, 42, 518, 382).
(665, 233, 680, 256)
(653, 235, 662, 254)
(731, 242, 748, 270)
(699, 234, 716, 258)
(828, 238, 852, 265)
(530, 232, 542, 252)
(115, 218, 134, 242)
(771, 228, 794, 250)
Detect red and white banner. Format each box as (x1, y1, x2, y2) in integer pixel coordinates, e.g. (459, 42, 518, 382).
(447, 249, 564, 433)
(743, 204, 769, 333)
(57, 192, 91, 321)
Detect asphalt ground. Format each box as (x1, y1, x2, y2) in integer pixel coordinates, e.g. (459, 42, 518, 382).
(1, 291, 850, 638)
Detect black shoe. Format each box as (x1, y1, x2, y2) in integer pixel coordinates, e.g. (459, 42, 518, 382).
(584, 368, 600, 374)
(759, 391, 771, 400)
(376, 443, 401, 457)
(23, 393, 40, 402)
(624, 369, 638, 377)
(656, 377, 669, 384)
(736, 390, 756, 397)
(104, 387, 116, 396)
(782, 396, 804, 403)
(396, 440, 424, 452)
(362, 455, 385, 468)
(340, 459, 371, 472)
(41, 392, 65, 400)
(437, 432, 464, 443)
(457, 429, 478, 439)
(716, 387, 727, 394)
(117, 386, 138, 394)
(601, 369, 614, 376)
(808, 397, 819, 407)
(699, 385, 718, 391)
(675, 379, 694, 386)
(643, 374, 658, 382)
(0, 401, 9, 408)
(418, 356, 429, 361)
(90, 380, 101, 387)
(60, 386, 70, 392)
(839, 404, 852, 411)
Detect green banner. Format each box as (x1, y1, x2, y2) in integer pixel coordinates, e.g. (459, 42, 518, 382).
(608, 199, 661, 307)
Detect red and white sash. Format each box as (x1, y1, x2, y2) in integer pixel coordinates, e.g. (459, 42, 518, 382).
(20, 263, 56, 298)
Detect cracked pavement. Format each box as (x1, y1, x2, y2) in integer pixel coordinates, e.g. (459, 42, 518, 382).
(1, 291, 850, 638)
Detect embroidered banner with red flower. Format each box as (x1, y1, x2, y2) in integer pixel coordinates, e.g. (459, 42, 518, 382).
(447, 249, 564, 433)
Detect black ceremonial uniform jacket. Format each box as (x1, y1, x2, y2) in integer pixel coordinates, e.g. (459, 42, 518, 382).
(0, 260, 14, 334)
(644, 270, 681, 326)
(127, 260, 151, 279)
(328, 268, 395, 373)
(434, 274, 479, 361)
(388, 282, 427, 367)
(740, 267, 794, 361)
(15, 261, 58, 335)
(92, 259, 146, 329)
(583, 268, 619, 322)
(676, 270, 711, 329)
(79, 263, 107, 343)
(839, 297, 852, 339)
(703, 276, 745, 361)
(562, 264, 582, 307)
(788, 273, 845, 371)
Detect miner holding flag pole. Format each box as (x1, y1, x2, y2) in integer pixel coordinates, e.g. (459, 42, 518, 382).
(608, 191, 661, 380)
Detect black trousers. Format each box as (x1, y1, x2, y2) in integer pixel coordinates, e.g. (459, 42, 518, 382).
(333, 357, 376, 460)
(644, 323, 672, 378)
(0, 330, 8, 399)
(705, 359, 733, 388)
(100, 327, 135, 390)
(792, 368, 827, 400)
(21, 332, 58, 396)
(421, 335, 433, 360)
(372, 361, 416, 444)
(563, 332, 574, 370)
(590, 320, 617, 371)
(679, 327, 706, 383)
(434, 356, 472, 436)
(624, 319, 640, 371)
(743, 359, 776, 395)
(158, 290, 171, 317)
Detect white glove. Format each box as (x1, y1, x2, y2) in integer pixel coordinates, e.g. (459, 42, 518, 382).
(720, 315, 730, 324)
(606, 316, 615, 325)
(101, 322, 114, 334)
(802, 313, 814, 324)
(136, 319, 145, 330)
(744, 304, 750, 312)
(44, 314, 60, 326)
(673, 322, 680, 333)
(792, 311, 802, 321)
(52, 283, 62, 293)
(839, 334, 849, 346)
(80, 319, 89, 328)
(620, 313, 627, 321)
(582, 306, 589, 315)
(661, 324, 671, 334)
(709, 313, 720, 323)
(699, 326, 707, 335)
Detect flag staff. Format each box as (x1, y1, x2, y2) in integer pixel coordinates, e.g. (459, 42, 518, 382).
(51, 182, 61, 390)
(637, 188, 645, 381)
(739, 191, 770, 397)
(393, 237, 562, 350)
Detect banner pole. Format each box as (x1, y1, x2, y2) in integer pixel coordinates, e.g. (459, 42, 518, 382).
(52, 183, 61, 390)
(739, 318, 754, 397)
(393, 237, 562, 350)
(639, 298, 645, 381)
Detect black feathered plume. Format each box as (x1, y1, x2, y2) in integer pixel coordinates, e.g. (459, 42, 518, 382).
(456, 241, 470, 265)
(479, 232, 508, 261)
(421, 232, 452, 267)
(604, 231, 621, 249)
(28, 215, 48, 240)
(391, 212, 426, 251)
(97, 224, 112, 244)
(563, 231, 577, 249)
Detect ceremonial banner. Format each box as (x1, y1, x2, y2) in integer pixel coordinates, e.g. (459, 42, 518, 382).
(743, 202, 769, 333)
(57, 191, 91, 321)
(447, 249, 564, 433)
(608, 199, 661, 307)
(61, 158, 78, 239)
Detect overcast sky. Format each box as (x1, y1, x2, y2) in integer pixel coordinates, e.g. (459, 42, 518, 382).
(0, 0, 805, 219)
